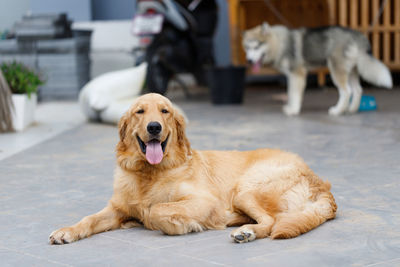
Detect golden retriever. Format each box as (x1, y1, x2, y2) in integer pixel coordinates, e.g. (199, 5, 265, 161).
(49, 93, 337, 244)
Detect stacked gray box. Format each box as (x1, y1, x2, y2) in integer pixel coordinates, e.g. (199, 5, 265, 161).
(0, 40, 37, 67)
(15, 13, 72, 40)
(0, 30, 91, 100)
(38, 31, 91, 100)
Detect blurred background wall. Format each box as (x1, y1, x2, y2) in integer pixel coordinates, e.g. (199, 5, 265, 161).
(0, 0, 30, 32)
(30, 0, 92, 21)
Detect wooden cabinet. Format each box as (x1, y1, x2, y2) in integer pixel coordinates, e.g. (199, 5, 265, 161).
(328, 0, 400, 71)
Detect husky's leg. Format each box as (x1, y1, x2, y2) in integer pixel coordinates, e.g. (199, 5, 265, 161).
(327, 59, 352, 116)
(348, 69, 363, 113)
(283, 69, 307, 116)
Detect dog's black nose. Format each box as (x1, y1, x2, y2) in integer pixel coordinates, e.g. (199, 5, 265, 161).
(147, 121, 162, 135)
(247, 59, 253, 65)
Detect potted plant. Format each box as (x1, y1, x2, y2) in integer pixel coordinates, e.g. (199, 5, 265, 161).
(0, 61, 44, 131)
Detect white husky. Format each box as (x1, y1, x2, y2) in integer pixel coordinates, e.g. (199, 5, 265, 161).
(243, 23, 392, 116)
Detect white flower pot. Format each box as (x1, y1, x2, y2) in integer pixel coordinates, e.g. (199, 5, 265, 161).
(11, 93, 37, 131)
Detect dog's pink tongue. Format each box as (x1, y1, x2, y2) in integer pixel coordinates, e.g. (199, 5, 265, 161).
(252, 61, 261, 73)
(145, 140, 163, 165)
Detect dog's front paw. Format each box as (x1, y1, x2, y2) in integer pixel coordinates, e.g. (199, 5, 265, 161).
(230, 227, 256, 243)
(328, 106, 345, 116)
(49, 227, 79, 245)
(283, 105, 300, 116)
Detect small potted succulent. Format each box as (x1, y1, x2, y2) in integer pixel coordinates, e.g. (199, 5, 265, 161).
(0, 61, 44, 131)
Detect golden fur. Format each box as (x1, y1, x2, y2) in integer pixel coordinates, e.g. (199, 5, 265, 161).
(49, 93, 337, 244)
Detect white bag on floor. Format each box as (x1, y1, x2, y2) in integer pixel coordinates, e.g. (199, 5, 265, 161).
(79, 62, 147, 124)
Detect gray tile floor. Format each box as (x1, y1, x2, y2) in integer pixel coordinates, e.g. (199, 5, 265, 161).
(0, 102, 85, 160)
(1, 87, 400, 266)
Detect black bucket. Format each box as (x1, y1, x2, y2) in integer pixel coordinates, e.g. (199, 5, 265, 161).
(208, 66, 246, 104)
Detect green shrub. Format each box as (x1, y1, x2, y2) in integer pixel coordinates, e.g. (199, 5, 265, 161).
(0, 61, 44, 98)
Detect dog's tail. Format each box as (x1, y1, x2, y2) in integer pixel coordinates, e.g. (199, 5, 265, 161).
(270, 189, 337, 239)
(357, 52, 392, 88)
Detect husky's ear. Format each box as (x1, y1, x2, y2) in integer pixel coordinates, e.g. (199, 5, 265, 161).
(261, 22, 270, 35)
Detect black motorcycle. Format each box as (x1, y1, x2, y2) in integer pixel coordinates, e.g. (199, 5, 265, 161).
(132, 0, 218, 95)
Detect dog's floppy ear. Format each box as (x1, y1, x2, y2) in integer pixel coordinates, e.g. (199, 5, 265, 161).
(261, 22, 270, 35)
(173, 107, 191, 155)
(116, 112, 136, 170)
(118, 113, 128, 142)
(116, 113, 129, 158)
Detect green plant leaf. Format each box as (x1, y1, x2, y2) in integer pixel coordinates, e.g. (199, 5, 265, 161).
(0, 61, 45, 96)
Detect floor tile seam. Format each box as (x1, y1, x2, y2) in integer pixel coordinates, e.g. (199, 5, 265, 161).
(101, 233, 225, 249)
(246, 239, 400, 263)
(0, 245, 74, 267)
(20, 242, 49, 250)
(303, 116, 400, 131)
(364, 257, 400, 267)
(334, 181, 400, 195)
(175, 252, 229, 266)
(155, 233, 230, 249)
(245, 244, 309, 261)
(99, 234, 227, 266)
(0, 123, 85, 162)
(100, 234, 155, 249)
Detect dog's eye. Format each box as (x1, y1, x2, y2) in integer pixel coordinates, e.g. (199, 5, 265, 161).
(161, 109, 169, 114)
(136, 109, 144, 114)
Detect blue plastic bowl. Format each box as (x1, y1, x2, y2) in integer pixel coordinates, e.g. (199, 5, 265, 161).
(359, 95, 377, 111)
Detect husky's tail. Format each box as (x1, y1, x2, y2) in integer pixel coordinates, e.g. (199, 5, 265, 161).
(270, 190, 337, 239)
(357, 52, 392, 88)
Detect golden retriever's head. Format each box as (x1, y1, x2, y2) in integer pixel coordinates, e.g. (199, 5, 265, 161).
(116, 93, 190, 171)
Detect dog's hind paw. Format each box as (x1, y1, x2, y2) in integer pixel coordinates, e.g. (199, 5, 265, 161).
(283, 105, 300, 116)
(230, 227, 256, 243)
(121, 220, 142, 229)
